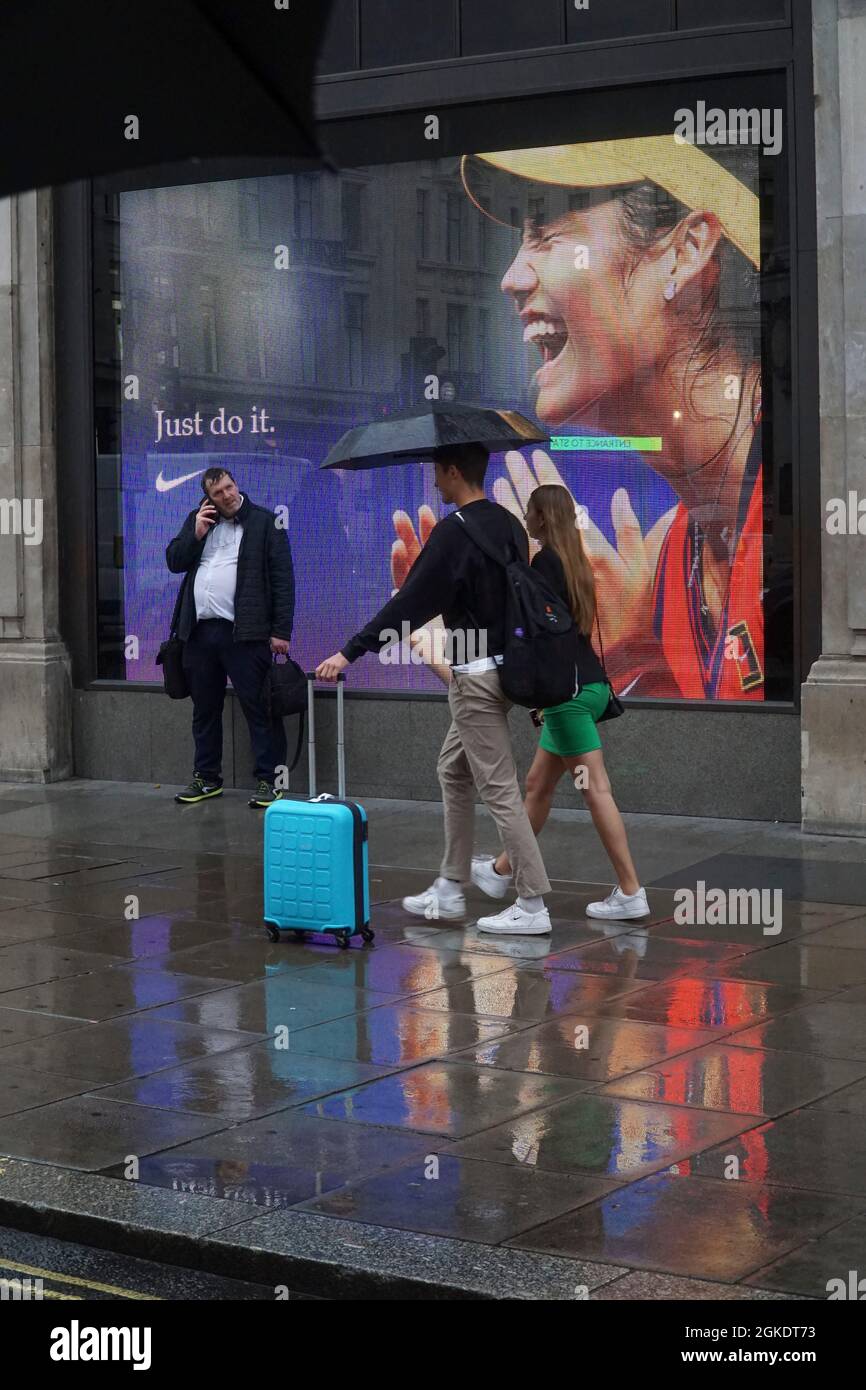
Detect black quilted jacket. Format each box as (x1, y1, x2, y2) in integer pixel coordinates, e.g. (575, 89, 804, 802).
(166, 495, 294, 643)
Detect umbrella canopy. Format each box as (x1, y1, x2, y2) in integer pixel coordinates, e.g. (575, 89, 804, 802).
(0, 0, 335, 197)
(321, 404, 548, 471)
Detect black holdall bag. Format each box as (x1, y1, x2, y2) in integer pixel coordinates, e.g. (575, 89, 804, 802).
(265, 653, 307, 772)
(455, 509, 577, 709)
(156, 580, 190, 700)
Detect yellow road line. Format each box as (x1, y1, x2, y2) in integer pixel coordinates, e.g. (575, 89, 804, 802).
(0, 1259, 160, 1301)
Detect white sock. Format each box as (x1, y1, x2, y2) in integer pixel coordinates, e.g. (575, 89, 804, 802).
(517, 895, 544, 913)
(434, 876, 462, 898)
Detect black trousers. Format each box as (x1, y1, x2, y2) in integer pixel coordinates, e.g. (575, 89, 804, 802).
(182, 619, 287, 784)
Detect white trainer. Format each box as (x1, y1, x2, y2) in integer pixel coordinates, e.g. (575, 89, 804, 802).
(402, 878, 466, 921)
(470, 855, 512, 900)
(476, 903, 552, 935)
(585, 886, 651, 920)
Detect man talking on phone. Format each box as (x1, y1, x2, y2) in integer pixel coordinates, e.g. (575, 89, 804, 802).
(165, 466, 294, 807)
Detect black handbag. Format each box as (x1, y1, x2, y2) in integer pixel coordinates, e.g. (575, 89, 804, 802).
(594, 616, 625, 724)
(156, 582, 190, 700)
(265, 654, 307, 772)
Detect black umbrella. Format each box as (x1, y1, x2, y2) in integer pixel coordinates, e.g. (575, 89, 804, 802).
(0, 0, 335, 197)
(321, 404, 548, 471)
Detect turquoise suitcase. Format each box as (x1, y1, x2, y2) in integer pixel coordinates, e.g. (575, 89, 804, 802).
(263, 674, 373, 949)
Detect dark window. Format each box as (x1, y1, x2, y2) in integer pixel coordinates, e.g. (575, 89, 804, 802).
(342, 182, 364, 251)
(446, 191, 462, 263)
(195, 185, 215, 235)
(477, 196, 491, 263)
(317, 0, 357, 73)
(447, 302, 467, 372)
(566, 0, 671, 43)
(678, 0, 787, 27)
(239, 183, 261, 241)
(150, 274, 178, 370)
(461, 0, 561, 56)
(201, 283, 218, 374)
(478, 307, 489, 384)
(294, 175, 316, 239)
(361, 0, 456, 68)
(345, 293, 366, 386)
(299, 312, 316, 384)
(241, 288, 265, 380)
(416, 189, 429, 258)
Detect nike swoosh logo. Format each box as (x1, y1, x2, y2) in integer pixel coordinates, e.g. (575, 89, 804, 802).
(155, 468, 205, 492)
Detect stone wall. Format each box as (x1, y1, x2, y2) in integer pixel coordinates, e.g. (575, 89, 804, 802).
(802, 0, 866, 833)
(0, 190, 72, 781)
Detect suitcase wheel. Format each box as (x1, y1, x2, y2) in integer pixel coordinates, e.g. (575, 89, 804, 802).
(265, 926, 281, 943)
(337, 931, 351, 949)
(360, 926, 375, 945)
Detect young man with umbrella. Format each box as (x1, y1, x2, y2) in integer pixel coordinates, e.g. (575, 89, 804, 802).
(315, 419, 553, 936)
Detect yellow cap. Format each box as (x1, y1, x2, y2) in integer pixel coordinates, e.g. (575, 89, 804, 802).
(461, 135, 760, 269)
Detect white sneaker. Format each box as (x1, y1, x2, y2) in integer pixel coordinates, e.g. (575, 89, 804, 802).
(470, 855, 512, 900)
(585, 886, 651, 920)
(402, 878, 466, 921)
(476, 903, 552, 935)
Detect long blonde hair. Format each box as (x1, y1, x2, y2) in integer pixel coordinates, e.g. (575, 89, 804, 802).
(530, 484, 596, 636)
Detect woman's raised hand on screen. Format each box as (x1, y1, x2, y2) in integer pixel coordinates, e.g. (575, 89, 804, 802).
(494, 448, 677, 675)
(492, 448, 552, 556)
(387, 507, 449, 683)
(390, 505, 437, 591)
(593, 490, 678, 661)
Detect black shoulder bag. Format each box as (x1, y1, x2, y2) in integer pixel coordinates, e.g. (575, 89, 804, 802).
(156, 580, 190, 700)
(594, 615, 625, 723)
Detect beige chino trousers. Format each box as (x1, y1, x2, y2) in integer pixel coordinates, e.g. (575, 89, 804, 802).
(437, 667, 550, 899)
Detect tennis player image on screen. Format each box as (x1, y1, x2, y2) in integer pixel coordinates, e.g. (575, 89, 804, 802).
(395, 136, 764, 701)
(117, 129, 770, 702)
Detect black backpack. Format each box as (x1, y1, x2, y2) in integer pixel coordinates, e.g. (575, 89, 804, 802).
(455, 510, 577, 709)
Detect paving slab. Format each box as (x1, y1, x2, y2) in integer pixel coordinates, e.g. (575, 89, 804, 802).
(0, 782, 863, 1300)
(506, 1170, 861, 1283)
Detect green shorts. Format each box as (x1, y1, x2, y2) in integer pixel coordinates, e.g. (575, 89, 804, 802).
(538, 681, 610, 757)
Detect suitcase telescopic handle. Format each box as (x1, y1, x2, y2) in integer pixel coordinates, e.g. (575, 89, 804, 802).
(305, 673, 346, 800)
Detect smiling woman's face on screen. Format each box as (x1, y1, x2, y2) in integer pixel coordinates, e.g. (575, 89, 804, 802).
(499, 196, 675, 427)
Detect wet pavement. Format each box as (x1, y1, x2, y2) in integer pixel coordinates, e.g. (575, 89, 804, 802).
(0, 780, 864, 1299)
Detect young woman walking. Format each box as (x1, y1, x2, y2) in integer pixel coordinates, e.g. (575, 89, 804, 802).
(472, 484, 650, 921)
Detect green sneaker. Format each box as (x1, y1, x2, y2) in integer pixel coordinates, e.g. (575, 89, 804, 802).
(249, 780, 282, 808)
(175, 776, 223, 804)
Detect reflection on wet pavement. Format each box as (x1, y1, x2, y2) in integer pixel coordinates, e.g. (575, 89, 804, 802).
(1, 797, 865, 1298)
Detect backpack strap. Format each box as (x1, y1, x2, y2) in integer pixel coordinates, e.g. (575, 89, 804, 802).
(454, 509, 519, 567)
(168, 574, 187, 639)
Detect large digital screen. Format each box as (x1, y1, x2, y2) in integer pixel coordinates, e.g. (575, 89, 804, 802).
(116, 133, 769, 699)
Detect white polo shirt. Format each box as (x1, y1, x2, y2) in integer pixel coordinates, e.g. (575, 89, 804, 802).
(194, 499, 244, 622)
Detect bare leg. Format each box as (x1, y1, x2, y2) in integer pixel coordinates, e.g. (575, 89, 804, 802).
(494, 747, 564, 876)
(565, 747, 640, 895)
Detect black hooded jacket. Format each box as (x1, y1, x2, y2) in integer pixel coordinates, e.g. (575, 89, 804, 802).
(166, 494, 294, 643)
